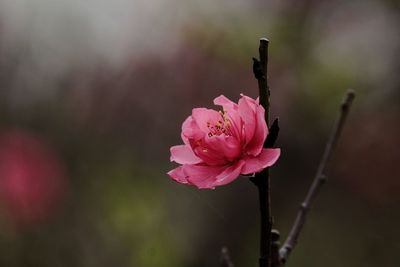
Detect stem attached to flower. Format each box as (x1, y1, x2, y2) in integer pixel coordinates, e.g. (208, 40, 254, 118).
(251, 38, 273, 267)
(279, 90, 355, 265)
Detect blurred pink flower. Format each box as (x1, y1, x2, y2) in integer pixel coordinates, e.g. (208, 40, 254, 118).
(0, 131, 67, 226)
(168, 94, 280, 189)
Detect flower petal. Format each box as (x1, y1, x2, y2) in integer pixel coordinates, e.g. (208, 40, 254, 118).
(192, 108, 221, 133)
(181, 116, 203, 144)
(213, 160, 245, 187)
(245, 105, 268, 156)
(192, 144, 227, 166)
(240, 93, 259, 106)
(225, 109, 243, 140)
(203, 135, 241, 162)
(182, 161, 244, 189)
(213, 95, 238, 111)
(238, 95, 257, 145)
(167, 166, 189, 184)
(182, 164, 226, 189)
(241, 148, 280, 174)
(170, 145, 203, 164)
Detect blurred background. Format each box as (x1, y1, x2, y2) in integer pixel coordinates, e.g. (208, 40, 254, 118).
(0, 0, 399, 266)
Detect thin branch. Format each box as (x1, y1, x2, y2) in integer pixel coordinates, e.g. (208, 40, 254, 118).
(279, 90, 356, 264)
(220, 247, 234, 267)
(250, 37, 273, 267)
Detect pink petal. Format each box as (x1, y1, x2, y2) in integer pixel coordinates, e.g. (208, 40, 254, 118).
(181, 116, 203, 144)
(213, 95, 238, 111)
(168, 166, 189, 184)
(238, 96, 257, 145)
(192, 145, 227, 166)
(182, 161, 244, 189)
(203, 135, 241, 162)
(213, 160, 245, 187)
(192, 108, 221, 133)
(182, 164, 226, 189)
(245, 105, 268, 156)
(240, 93, 259, 107)
(170, 145, 203, 165)
(241, 148, 280, 174)
(225, 109, 243, 140)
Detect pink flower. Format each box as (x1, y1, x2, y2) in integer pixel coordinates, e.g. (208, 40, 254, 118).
(0, 131, 67, 226)
(168, 94, 280, 189)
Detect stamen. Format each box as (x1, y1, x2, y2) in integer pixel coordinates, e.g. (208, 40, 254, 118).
(206, 110, 233, 137)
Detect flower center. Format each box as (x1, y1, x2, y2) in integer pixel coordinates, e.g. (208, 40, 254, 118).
(207, 111, 232, 137)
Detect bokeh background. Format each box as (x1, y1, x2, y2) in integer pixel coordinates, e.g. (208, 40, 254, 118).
(0, 0, 399, 266)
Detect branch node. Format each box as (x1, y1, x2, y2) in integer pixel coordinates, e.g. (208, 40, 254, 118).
(341, 89, 355, 111)
(300, 202, 308, 211)
(271, 229, 281, 267)
(265, 118, 280, 148)
(271, 229, 280, 242)
(220, 246, 234, 267)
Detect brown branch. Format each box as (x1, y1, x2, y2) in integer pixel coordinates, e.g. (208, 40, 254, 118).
(271, 230, 281, 267)
(265, 118, 280, 148)
(250, 38, 273, 267)
(220, 247, 234, 267)
(279, 90, 356, 264)
(252, 38, 270, 123)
